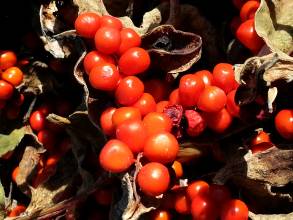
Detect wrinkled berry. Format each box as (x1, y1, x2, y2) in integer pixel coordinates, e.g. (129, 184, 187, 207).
(163, 104, 184, 138)
(184, 110, 206, 137)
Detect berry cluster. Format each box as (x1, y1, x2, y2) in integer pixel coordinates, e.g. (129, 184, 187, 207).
(169, 63, 239, 136)
(74, 13, 150, 96)
(0, 50, 25, 119)
(149, 181, 249, 220)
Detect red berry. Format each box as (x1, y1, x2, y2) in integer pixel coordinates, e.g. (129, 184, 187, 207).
(30, 110, 46, 131)
(89, 63, 120, 91)
(0, 80, 14, 100)
(75, 12, 100, 38)
(137, 162, 170, 196)
(118, 47, 150, 76)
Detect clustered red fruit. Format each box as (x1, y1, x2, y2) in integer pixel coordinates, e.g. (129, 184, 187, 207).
(0, 50, 25, 120)
(75, 12, 150, 100)
(75, 12, 178, 197)
(72, 10, 292, 220)
(164, 63, 239, 137)
(23, 100, 73, 187)
(231, 0, 264, 54)
(148, 181, 249, 220)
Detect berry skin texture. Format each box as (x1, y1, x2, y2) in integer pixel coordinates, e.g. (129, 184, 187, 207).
(221, 199, 249, 220)
(83, 51, 115, 75)
(0, 79, 14, 100)
(187, 180, 210, 200)
(251, 130, 271, 145)
(212, 63, 238, 94)
(2, 67, 24, 86)
(95, 27, 121, 54)
(74, 12, 100, 38)
(0, 51, 17, 70)
(143, 131, 179, 164)
(115, 76, 144, 105)
(118, 47, 150, 76)
(191, 196, 217, 220)
(116, 119, 147, 154)
(156, 101, 169, 113)
(236, 19, 263, 54)
(112, 107, 141, 127)
(132, 93, 156, 116)
(100, 15, 123, 30)
(143, 112, 172, 136)
(119, 28, 141, 55)
(185, 110, 207, 137)
(250, 142, 274, 154)
(202, 108, 233, 133)
(99, 139, 134, 173)
(100, 107, 117, 136)
(195, 70, 213, 87)
(89, 63, 120, 91)
(37, 129, 56, 151)
(149, 209, 172, 220)
(274, 109, 293, 140)
(197, 86, 227, 113)
(137, 162, 170, 196)
(144, 79, 169, 102)
(169, 89, 180, 105)
(240, 1, 260, 22)
(179, 74, 205, 107)
(174, 189, 191, 215)
(29, 110, 46, 132)
(226, 89, 240, 117)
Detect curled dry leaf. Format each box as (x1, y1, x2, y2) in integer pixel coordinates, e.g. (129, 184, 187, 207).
(214, 147, 293, 213)
(255, 0, 293, 55)
(73, 52, 115, 130)
(25, 154, 78, 215)
(16, 147, 45, 190)
(142, 25, 202, 74)
(40, 2, 86, 58)
(20, 61, 61, 95)
(47, 111, 106, 194)
(235, 53, 293, 112)
(249, 211, 293, 220)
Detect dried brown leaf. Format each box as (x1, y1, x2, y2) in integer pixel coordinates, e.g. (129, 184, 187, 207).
(25, 154, 78, 215)
(20, 61, 61, 95)
(255, 0, 293, 55)
(214, 147, 293, 212)
(249, 212, 293, 220)
(235, 53, 293, 112)
(16, 147, 45, 189)
(73, 52, 115, 130)
(142, 25, 202, 74)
